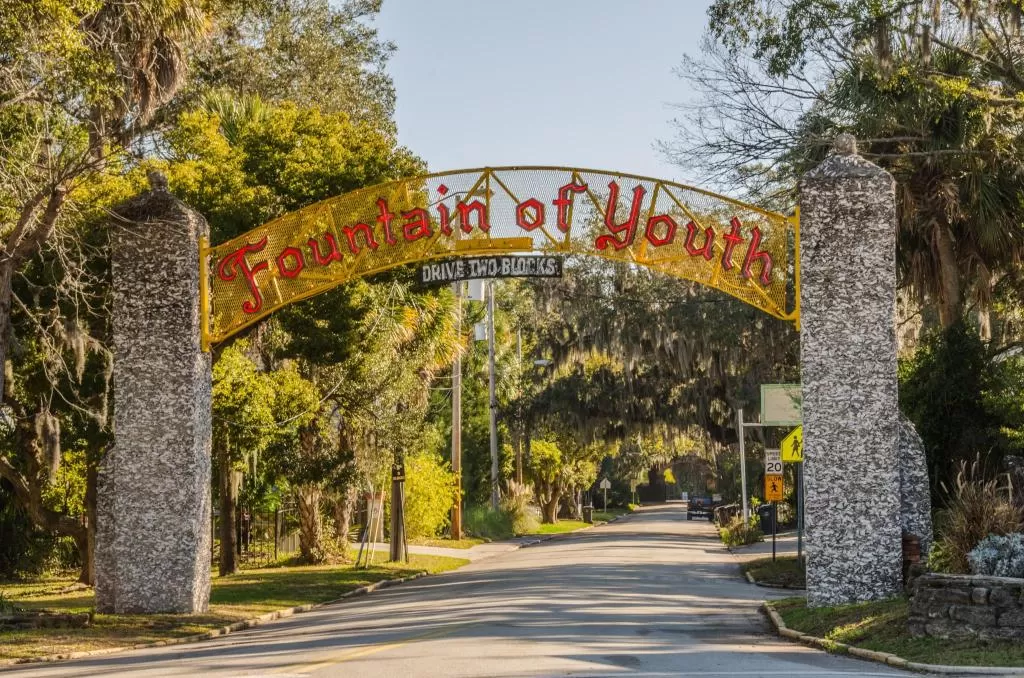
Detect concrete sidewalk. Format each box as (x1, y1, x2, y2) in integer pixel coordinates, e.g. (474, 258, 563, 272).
(729, 529, 801, 563)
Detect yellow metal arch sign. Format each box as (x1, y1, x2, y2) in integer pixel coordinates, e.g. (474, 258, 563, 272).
(202, 166, 799, 345)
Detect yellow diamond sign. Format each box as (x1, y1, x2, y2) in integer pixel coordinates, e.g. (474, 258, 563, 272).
(780, 425, 803, 462)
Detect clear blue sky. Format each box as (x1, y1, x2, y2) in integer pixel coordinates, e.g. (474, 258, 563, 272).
(375, 1, 713, 183)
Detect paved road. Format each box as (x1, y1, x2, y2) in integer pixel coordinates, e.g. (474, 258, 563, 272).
(5, 505, 910, 677)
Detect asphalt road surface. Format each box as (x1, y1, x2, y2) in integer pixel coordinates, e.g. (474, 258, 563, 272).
(4, 505, 914, 678)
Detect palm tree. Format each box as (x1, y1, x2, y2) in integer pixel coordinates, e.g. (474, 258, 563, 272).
(822, 47, 1024, 328)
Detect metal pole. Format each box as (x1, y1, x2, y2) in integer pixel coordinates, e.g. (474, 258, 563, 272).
(488, 280, 500, 511)
(772, 502, 778, 562)
(738, 407, 748, 523)
(451, 282, 463, 539)
(797, 462, 804, 563)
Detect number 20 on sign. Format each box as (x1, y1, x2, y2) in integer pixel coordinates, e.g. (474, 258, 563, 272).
(765, 474, 784, 502)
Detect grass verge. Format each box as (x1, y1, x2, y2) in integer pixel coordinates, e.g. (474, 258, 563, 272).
(592, 509, 629, 522)
(774, 596, 1024, 667)
(0, 554, 467, 662)
(742, 556, 805, 588)
(528, 520, 590, 535)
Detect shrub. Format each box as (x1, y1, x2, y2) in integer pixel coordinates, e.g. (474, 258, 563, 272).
(931, 459, 1023, 573)
(500, 481, 539, 535)
(968, 533, 1024, 578)
(464, 505, 514, 540)
(720, 514, 763, 547)
(402, 452, 460, 539)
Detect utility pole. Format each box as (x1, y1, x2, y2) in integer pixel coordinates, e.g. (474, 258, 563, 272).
(488, 280, 499, 511)
(738, 407, 748, 523)
(451, 281, 463, 539)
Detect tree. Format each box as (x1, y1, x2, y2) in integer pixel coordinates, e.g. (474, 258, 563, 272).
(900, 320, 1007, 501)
(673, 0, 1024, 330)
(189, 0, 397, 129)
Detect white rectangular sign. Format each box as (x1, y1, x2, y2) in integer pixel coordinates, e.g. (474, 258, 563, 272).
(765, 448, 783, 475)
(761, 383, 802, 425)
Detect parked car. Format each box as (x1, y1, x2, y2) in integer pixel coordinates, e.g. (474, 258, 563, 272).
(686, 496, 716, 521)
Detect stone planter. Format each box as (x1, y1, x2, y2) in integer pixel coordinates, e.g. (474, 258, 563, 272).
(909, 573, 1024, 640)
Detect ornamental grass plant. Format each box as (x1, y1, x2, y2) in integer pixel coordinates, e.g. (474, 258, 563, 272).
(930, 458, 1023, 573)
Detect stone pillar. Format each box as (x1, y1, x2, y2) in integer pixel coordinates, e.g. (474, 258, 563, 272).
(798, 135, 902, 605)
(95, 172, 212, 614)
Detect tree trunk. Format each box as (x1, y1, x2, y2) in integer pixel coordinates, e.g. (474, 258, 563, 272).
(217, 447, 238, 576)
(0, 259, 13, 402)
(296, 485, 325, 563)
(934, 223, 961, 328)
(82, 459, 98, 585)
(541, 486, 561, 524)
(333, 485, 358, 559)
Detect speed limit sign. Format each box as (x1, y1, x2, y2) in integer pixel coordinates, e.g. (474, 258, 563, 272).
(765, 449, 782, 475)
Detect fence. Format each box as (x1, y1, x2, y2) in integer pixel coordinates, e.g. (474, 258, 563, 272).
(211, 502, 301, 568)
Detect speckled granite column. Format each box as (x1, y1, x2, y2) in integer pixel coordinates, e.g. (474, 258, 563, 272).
(799, 135, 902, 606)
(95, 172, 212, 613)
(899, 413, 933, 559)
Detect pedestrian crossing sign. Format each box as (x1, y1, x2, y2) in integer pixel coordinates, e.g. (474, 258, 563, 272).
(780, 425, 803, 462)
(765, 474, 784, 502)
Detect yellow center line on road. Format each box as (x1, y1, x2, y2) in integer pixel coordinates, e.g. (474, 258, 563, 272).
(277, 622, 473, 675)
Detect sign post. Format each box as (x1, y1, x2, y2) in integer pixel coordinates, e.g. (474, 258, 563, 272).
(599, 477, 611, 511)
(764, 473, 784, 562)
(781, 425, 804, 561)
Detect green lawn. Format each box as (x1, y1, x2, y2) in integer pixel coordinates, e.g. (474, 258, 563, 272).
(0, 554, 467, 662)
(742, 556, 805, 588)
(774, 596, 1024, 667)
(592, 508, 629, 522)
(528, 520, 590, 535)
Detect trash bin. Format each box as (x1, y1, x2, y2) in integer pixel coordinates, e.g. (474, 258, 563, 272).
(757, 504, 775, 533)
(582, 505, 593, 524)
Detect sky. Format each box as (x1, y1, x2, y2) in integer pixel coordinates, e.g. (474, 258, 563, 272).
(374, 1, 714, 184)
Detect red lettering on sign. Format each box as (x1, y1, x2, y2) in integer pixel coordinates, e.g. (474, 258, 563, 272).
(276, 246, 304, 278)
(401, 208, 432, 242)
(684, 221, 715, 261)
(217, 237, 270, 314)
(458, 200, 490, 233)
(308, 233, 343, 265)
(645, 214, 677, 247)
(741, 225, 773, 285)
(377, 198, 397, 245)
(595, 181, 645, 251)
(516, 198, 545, 230)
(720, 216, 745, 271)
(552, 181, 587, 232)
(342, 222, 378, 254)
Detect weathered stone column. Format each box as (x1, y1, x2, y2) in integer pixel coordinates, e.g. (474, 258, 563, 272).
(798, 135, 902, 605)
(95, 172, 212, 613)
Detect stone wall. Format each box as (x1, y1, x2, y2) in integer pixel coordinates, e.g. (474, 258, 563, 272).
(798, 134, 903, 605)
(95, 172, 212, 614)
(910, 573, 1024, 640)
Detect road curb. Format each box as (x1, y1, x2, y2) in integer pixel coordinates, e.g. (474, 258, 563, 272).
(0, 571, 434, 671)
(743, 568, 806, 591)
(761, 601, 1024, 676)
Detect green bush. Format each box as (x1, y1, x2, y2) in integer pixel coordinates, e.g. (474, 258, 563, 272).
(500, 481, 539, 535)
(401, 452, 460, 539)
(464, 505, 514, 541)
(720, 514, 764, 547)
